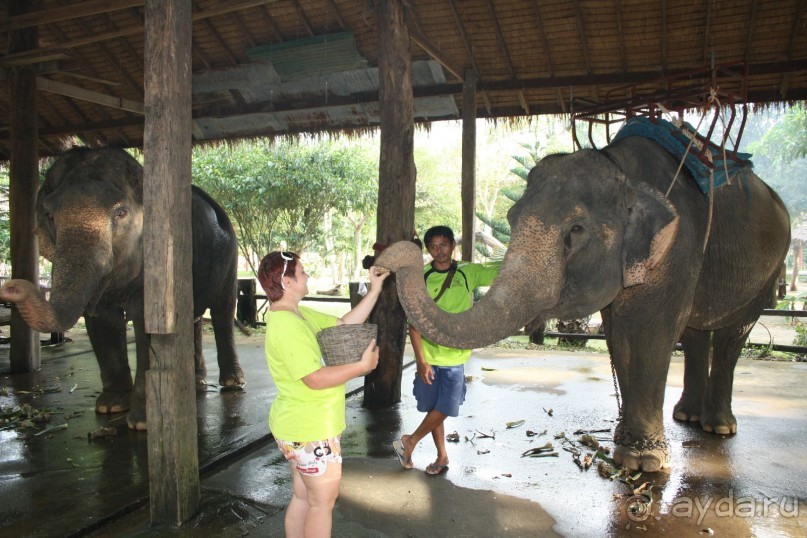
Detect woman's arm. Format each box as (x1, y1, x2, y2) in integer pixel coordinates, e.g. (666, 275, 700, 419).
(302, 338, 379, 389)
(339, 266, 389, 325)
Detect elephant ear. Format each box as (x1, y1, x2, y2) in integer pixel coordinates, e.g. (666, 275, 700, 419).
(621, 177, 680, 287)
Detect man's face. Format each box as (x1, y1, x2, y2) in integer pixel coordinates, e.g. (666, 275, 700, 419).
(427, 235, 455, 265)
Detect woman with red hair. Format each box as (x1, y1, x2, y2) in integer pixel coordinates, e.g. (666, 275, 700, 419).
(257, 251, 388, 538)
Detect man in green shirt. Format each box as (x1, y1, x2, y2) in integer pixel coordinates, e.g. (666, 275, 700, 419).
(393, 226, 500, 475)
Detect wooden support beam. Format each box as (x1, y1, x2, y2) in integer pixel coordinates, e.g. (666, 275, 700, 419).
(37, 77, 144, 114)
(0, 0, 280, 63)
(7, 0, 41, 373)
(143, 0, 199, 526)
(365, 0, 416, 408)
(0, 0, 146, 32)
(461, 68, 477, 262)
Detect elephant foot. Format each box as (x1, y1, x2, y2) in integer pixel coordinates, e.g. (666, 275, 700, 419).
(95, 391, 131, 414)
(219, 366, 245, 390)
(126, 407, 147, 431)
(672, 397, 701, 423)
(613, 428, 671, 472)
(700, 410, 737, 435)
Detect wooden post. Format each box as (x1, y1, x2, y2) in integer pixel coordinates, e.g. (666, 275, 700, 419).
(364, 0, 416, 408)
(7, 0, 40, 372)
(143, 0, 199, 525)
(461, 68, 477, 262)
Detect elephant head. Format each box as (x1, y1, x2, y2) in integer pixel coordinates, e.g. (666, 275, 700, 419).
(376, 149, 679, 349)
(0, 148, 145, 333)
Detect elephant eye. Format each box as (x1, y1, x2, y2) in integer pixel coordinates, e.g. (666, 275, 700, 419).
(115, 207, 128, 219)
(570, 224, 584, 234)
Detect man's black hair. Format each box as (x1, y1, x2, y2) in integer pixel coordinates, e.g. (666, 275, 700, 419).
(424, 225, 455, 246)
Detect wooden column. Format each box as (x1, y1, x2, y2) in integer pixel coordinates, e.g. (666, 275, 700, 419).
(461, 68, 477, 262)
(364, 0, 416, 408)
(143, 0, 199, 525)
(7, 0, 40, 372)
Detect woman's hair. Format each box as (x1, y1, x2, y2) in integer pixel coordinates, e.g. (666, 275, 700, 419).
(424, 225, 455, 247)
(258, 251, 299, 302)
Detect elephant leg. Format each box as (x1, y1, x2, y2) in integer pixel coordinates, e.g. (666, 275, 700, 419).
(194, 319, 208, 388)
(126, 313, 150, 431)
(699, 321, 753, 435)
(85, 303, 133, 415)
(673, 327, 710, 423)
(602, 305, 679, 472)
(209, 294, 244, 389)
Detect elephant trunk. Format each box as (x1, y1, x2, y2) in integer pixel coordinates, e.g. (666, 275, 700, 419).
(376, 222, 564, 349)
(6, 227, 110, 333)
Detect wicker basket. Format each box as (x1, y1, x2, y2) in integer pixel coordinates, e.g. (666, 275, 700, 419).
(317, 323, 377, 367)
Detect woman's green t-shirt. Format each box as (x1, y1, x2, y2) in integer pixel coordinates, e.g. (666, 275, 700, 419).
(264, 305, 342, 442)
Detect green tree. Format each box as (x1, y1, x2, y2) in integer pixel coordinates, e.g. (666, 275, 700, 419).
(191, 139, 378, 279)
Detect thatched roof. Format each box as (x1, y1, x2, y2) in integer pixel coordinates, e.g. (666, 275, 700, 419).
(1, 0, 805, 158)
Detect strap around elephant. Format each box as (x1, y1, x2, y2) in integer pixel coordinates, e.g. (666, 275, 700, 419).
(426, 260, 457, 303)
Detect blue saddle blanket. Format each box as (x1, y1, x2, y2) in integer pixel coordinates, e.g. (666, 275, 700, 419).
(612, 116, 753, 194)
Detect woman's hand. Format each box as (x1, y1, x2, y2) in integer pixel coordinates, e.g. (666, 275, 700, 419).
(368, 266, 390, 291)
(360, 338, 380, 373)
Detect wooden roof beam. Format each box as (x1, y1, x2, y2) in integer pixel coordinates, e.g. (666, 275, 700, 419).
(0, 0, 145, 32)
(661, 0, 668, 71)
(74, 18, 143, 98)
(325, 0, 348, 30)
(408, 26, 464, 82)
(448, 0, 492, 114)
(289, 0, 316, 37)
(743, 0, 760, 63)
(0, 0, 282, 61)
(258, 5, 287, 42)
(573, 0, 592, 73)
(702, 0, 714, 64)
(616, 0, 627, 72)
(37, 77, 144, 114)
(486, 1, 528, 113)
(531, 1, 555, 75)
(200, 18, 239, 66)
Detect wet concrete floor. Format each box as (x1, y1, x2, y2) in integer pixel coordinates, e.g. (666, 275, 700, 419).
(1, 329, 806, 537)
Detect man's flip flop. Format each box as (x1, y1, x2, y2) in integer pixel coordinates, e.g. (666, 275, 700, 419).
(425, 462, 449, 475)
(392, 439, 413, 469)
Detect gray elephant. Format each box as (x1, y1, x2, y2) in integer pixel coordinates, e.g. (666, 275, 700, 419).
(0, 147, 245, 430)
(376, 135, 790, 472)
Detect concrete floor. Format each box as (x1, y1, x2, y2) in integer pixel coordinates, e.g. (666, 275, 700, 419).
(1, 329, 806, 537)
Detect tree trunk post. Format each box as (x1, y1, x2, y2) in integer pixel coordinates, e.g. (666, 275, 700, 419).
(364, 0, 416, 408)
(143, 0, 199, 525)
(7, 0, 40, 372)
(461, 68, 477, 262)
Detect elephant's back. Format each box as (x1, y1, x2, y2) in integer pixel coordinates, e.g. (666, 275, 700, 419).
(190, 187, 238, 313)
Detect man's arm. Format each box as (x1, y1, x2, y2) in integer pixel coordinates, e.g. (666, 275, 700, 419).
(408, 324, 434, 384)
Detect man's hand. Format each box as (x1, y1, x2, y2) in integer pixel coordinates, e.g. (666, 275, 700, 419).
(416, 361, 434, 385)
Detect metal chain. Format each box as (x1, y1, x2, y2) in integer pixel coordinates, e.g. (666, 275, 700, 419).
(610, 355, 622, 422)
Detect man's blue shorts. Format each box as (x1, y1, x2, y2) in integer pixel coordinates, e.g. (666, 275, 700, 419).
(412, 364, 466, 417)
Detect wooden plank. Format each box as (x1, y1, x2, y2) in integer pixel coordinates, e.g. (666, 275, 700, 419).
(7, 0, 41, 373)
(37, 77, 144, 114)
(364, 0, 416, 408)
(142, 0, 199, 526)
(0, 0, 146, 33)
(461, 68, 476, 262)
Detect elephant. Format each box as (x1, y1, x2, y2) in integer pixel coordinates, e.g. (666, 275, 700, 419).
(0, 147, 245, 430)
(376, 135, 790, 472)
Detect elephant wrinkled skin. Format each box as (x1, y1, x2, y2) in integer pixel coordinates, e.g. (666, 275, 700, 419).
(0, 147, 245, 430)
(376, 136, 790, 472)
